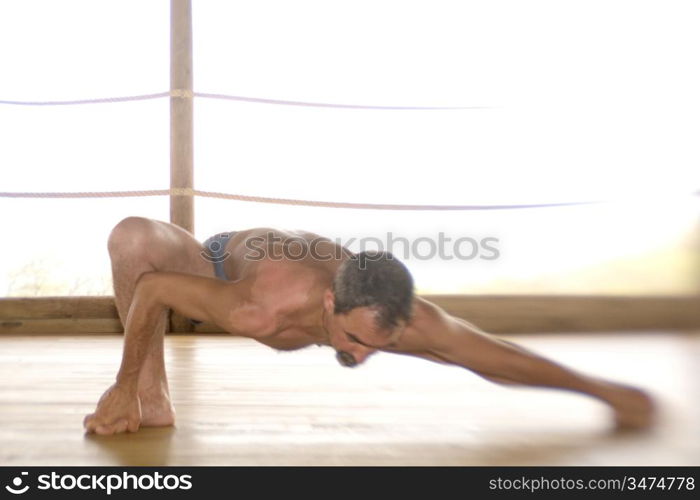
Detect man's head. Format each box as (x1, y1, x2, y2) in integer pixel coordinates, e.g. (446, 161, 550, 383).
(323, 251, 414, 367)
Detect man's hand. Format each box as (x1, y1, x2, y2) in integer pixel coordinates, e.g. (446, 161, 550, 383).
(600, 383, 656, 431)
(83, 383, 141, 435)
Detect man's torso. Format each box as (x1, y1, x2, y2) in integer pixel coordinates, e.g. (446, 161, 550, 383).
(203, 227, 438, 354)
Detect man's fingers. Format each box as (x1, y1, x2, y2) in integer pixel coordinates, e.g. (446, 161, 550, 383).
(127, 417, 140, 433)
(85, 417, 132, 435)
(112, 419, 129, 434)
(95, 424, 114, 435)
(84, 414, 98, 434)
(95, 420, 127, 435)
(83, 383, 142, 435)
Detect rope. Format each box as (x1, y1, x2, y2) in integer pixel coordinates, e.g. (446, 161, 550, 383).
(194, 92, 489, 110)
(193, 189, 603, 210)
(0, 190, 170, 199)
(0, 188, 606, 211)
(0, 90, 486, 110)
(0, 92, 170, 106)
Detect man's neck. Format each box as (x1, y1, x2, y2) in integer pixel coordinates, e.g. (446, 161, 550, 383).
(318, 307, 331, 345)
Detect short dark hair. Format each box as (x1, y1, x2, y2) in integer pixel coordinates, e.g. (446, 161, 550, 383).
(332, 251, 414, 329)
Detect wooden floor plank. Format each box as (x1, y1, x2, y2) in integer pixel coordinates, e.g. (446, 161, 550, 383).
(0, 332, 697, 465)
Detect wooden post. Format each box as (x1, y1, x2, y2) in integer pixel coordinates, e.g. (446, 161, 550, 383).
(170, 0, 194, 233)
(169, 0, 195, 333)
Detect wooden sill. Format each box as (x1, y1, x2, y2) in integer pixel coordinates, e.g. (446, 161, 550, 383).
(1, 295, 698, 334)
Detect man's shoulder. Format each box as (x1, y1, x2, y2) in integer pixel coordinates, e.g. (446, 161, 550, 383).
(409, 297, 449, 326)
(385, 298, 450, 353)
(252, 255, 332, 283)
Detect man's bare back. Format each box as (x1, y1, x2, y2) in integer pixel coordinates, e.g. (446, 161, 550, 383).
(83, 218, 655, 435)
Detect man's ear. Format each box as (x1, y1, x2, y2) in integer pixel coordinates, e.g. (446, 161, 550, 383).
(323, 289, 335, 313)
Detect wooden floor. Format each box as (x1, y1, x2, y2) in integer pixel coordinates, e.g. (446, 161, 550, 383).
(0, 332, 698, 466)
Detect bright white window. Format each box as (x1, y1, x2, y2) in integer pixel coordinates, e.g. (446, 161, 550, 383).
(194, 0, 700, 295)
(1, 1, 698, 296)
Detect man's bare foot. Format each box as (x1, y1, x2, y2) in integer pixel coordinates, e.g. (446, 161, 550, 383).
(84, 384, 141, 435)
(138, 387, 176, 427)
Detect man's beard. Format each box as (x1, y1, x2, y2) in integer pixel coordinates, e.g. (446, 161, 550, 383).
(336, 350, 357, 368)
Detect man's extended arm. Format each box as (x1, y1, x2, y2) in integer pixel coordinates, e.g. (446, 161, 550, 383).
(392, 298, 655, 429)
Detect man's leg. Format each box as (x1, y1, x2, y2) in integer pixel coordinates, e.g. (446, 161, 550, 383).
(107, 216, 214, 426)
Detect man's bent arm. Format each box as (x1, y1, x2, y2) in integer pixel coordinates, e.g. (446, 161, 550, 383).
(115, 271, 253, 388)
(85, 271, 257, 434)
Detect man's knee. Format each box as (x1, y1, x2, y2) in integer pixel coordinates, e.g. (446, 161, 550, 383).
(108, 216, 159, 259)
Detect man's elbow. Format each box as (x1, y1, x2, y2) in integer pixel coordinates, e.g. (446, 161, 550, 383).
(132, 272, 165, 307)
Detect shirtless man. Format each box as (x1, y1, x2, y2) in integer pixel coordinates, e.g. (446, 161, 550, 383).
(84, 217, 655, 435)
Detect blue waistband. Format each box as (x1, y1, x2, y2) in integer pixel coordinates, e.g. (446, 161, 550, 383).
(202, 231, 237, 281)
